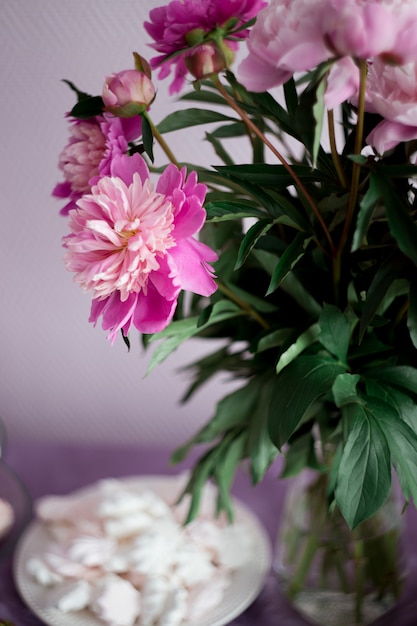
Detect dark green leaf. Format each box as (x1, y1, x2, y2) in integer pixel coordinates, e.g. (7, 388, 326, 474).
(256, 327, 293, 353)
(215, 163, 329, 187)
(407, 281, 417, 350)
(335, 403, 391, 529)
(332, 373, 361, 408)
(266, 233, 311, 296)
(352, 172, 381, 252)
(275, 324, 320, 374)
(364, 397, 417, 506)
(69, 95, 104, 119)
(235, 219, 273, 269)
(62, 79, 92, 102)
(247, 378, 278, 483)
(295, 65, 329, 167)
(283, 76, 298, 117)
(141, 113, 154, 163)
(281, 432, 320, 478)
(373, 171, 417, 268)
(179, 90, 227, 105)
(319, 303, 351, 362)
(205, 201, 265, 222)
(268, 356, 347, 449)
(367, 365, 417, 396)
(214, 433, 246, 520)
(359, 255, 402, 342)
(157, 109, 237, 133)
(205, 132, 235, 165)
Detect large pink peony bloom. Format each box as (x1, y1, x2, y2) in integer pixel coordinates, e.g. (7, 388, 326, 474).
(63, 153, 218, 342)
(366, 60, 417, 154)
(53, 114, 141, 216)
(238, 0, 359, 107)
(145, 0, 266, 94)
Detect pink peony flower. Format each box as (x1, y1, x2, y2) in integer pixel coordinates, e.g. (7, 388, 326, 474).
(145, 0, 266, 94)
(366, 60, 417, 154)
(63, 153, 218, 342)
(321, 0, 397, 60)
(103, 70, 156, 118)
(238, 0, 329, 92)
(53, 115, 142, 216)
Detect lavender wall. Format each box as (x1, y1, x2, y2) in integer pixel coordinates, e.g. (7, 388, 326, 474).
(1, 1, 246, 446)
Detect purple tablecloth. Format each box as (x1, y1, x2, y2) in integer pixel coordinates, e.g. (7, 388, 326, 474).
(1, 439, 417, 625)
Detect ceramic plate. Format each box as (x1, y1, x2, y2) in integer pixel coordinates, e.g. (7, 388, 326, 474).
(14, 475, 272, 626)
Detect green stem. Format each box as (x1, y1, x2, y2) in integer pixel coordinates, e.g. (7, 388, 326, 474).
(212, 76, 336, 257)
(328, 109, 348, 189)
(353, 539, 365, 624)
(145, 113, 180, 167)
(333, 60, 368, 302)
(215, 279, 270, 329)
(287, 534, 320, 599)
(337, 60, 368, 254)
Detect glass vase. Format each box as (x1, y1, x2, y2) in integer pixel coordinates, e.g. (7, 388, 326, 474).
(274, 470, 406, 626)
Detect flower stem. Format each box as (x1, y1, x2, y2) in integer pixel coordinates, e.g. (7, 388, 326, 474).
(212, 76, 336, 256)
(146, 114, 181, 167)
(215, 279, 270, 329)
(337, 60, 367, 252)
(328, 109, 348, 189)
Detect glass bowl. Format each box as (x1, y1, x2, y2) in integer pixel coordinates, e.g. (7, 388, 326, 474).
(0, 459, 32, 559)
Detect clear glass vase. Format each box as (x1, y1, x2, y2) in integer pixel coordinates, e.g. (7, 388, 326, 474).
(274, 470, 406, 626)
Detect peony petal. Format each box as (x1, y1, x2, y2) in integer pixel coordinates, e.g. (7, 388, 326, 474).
(238, 55, 291, 93)
(110, 153, 150, 187)
(366, 120, 417, 155)
(132, 282, 178, 334)
(168, 238, 217, 297)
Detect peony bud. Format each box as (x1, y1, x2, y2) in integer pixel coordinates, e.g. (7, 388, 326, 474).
(102, 70, 156, 118)
(185, 42, 235, 81)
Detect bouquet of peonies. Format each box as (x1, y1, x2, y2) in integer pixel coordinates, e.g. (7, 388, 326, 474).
(54, 0, 417, 534)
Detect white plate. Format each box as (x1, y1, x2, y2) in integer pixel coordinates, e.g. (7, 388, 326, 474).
(13, 475, 272, 626)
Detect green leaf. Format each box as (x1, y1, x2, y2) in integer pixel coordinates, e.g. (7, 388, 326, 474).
(157, 109, 237, 133)
(268, 356, 347, 448)
(141, 113, 154, 163)
(215, 163, 329, 187)
(69, 95, 104, 119)
(276, 324, 320, 374)
(332, 373, 361, 408)
(359, 255, 402, 342)
(266, 233, 311, 296)
(281, 432, 320, 478)
(283, 76, 298, 117)
(205, 201, 265, 222)
(235, 218, 273, 270)
(365, 397, 417, 506)
(214, 433, 246, 520)
(335, 403, 391, 529)
(205, 132, 235, 166)
(179, 89, 227, 105)
(295, 64, 329, 167)
(147, 301, 242, 372)
(318, 303, 351, 362)
(62, 79, 92, 102)
(373, 171, 417, 268)
(256, 328, 293, 353)
(221, 280, 279, 314)
(172, 378, 260, 463)
(352, 172, 381, 252)
(247, 378, 278, 483)
(407, 281, 417, 350)
(367, 365, 417, 396)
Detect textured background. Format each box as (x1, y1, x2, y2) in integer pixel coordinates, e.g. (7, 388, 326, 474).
(1, 1, 248, 446)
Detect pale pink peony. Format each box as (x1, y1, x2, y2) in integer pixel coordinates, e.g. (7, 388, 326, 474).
(238, 0, 329, 92)
(64, 153, 217, 342)
(145, 0, 266, 94)
(53, 115, 141, 216)
(103, 70, 156, 118)
(366, 60, 417, 154)
(321, 0, 397, 60)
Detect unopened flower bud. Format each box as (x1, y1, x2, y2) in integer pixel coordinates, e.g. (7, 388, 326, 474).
(102, 70, 156, 118)
(185, 42, 235, 81)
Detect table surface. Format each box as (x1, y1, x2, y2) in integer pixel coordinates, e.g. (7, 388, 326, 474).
(1, 439, 417, 626)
